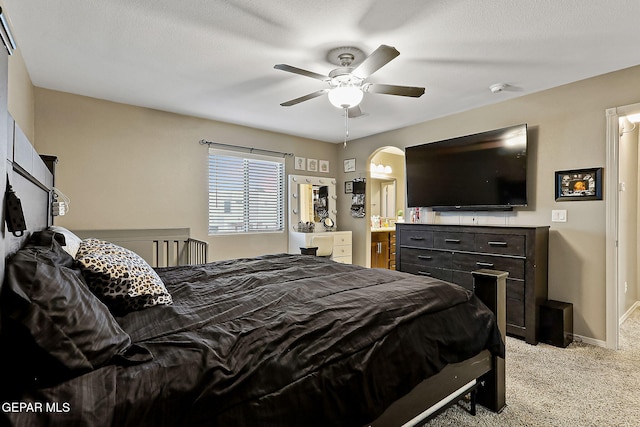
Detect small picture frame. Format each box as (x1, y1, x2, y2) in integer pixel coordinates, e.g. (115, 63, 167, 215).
(555, 167, 603, 201)
(307, 158, 318, 172)
(344, 158, 356, 173)
(294, 157, 306, 171)
(344, 181, 353, 194)
(319, 160, 329, 173)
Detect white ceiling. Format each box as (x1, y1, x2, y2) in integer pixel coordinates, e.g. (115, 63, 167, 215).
(4, 0, 640, 143)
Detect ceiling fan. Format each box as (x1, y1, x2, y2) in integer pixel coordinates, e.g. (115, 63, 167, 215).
(274, 45, 425, 118)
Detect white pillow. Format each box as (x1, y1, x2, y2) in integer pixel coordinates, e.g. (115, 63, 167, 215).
(49, 225, 82, 258)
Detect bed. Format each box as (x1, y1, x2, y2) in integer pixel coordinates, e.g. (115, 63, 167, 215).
(0, 142, 506, 426)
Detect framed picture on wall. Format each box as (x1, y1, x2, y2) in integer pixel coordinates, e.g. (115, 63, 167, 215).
(344, 181, 353, 194)
(319, 160, 329, 173)
(294, 157, 306, 171)
(555, 167, 603, 201)
(344, 158, 356, 173)
(307, 158, 318, 172)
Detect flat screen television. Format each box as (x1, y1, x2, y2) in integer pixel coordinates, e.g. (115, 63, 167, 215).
(405, 124, 528, 211)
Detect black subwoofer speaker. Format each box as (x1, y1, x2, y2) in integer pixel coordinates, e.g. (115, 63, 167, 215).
(540, 300, 573, 347)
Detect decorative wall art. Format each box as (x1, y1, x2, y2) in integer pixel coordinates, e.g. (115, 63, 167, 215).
(319, 160, 329, 173)
(344, 158, 356, 173)
(555, 167, 603, 201)
(294, 157, 306, 171)
(350, 179, 366, 218)
(344, 181, 353, 194)
(307, 158, 318, 172)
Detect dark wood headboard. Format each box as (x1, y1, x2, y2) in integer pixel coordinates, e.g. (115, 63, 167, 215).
(0, 116, 55, 293)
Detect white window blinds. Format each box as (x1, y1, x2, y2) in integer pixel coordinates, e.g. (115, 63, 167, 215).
(208, 149, 285, 234)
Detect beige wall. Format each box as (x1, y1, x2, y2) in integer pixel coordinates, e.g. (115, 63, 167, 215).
(34, 88, 339, 260)
(335, 64, 640, 342)
(7, 44, 35, 142)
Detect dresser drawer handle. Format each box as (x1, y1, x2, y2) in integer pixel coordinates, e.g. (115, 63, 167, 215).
(445, 239, 460, 244)
(488, 241, 507, 247)
(417, 271, 432, 276)
(418, 255, 432, 260)
(410, 236, 424, 241)
(476, 262, 494, 268)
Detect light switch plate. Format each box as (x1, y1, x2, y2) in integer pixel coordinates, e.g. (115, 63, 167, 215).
(552, 209, 567, 222)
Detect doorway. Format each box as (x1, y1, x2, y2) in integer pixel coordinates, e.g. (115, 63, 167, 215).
(605, 102, 640, 350)
(366, 146, 405, 267)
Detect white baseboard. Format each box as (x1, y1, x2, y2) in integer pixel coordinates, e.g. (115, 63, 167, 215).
(572, 334, 607, 348)
(572, 302, 638, 349)
(619, 301, 640, 325)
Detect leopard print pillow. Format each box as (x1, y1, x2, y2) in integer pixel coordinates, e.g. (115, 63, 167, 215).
(76, 238, 172, 314)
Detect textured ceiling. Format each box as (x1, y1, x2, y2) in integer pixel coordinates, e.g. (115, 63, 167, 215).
(4, 0, 640, 143)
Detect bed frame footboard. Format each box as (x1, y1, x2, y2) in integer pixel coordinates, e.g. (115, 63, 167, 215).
(472, 269, 507, 413)
(369, 269, 507, 426)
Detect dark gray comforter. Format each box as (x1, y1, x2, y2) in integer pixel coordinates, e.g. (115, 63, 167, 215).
(7, 254, 503, 427)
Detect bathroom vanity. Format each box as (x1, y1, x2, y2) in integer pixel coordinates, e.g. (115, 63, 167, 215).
(287, 174, 352, 264)
(371, 229, 396, 270)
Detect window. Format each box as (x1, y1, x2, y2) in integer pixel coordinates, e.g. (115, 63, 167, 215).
(208, 149, 285, 234)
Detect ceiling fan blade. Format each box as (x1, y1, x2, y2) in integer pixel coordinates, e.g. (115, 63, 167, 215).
(280, 89, 329, 107)
(348, 106, 366, 118)
(352, 45, 400, 78)
(366, 83, 425, 97)
(274, 64, 329, 81)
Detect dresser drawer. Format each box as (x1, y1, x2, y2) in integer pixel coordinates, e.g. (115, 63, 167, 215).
(434, 231, 474, 251)
(399, 231, 433, 248)
(401, 247, 452, 268)
(453, 253, 525, 280)
(402, 263, 452, 282)
(332, 244, 352, 259)
(475, 233, 525, 256)
(333, 232, 352, 246)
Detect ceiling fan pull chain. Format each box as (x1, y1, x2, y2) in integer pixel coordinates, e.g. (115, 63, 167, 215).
(344, 107, 349, 148)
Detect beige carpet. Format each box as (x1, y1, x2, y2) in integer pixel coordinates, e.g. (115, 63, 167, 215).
(429, 309, 640, 426)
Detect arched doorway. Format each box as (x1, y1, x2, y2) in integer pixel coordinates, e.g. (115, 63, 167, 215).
(365, 146, 405, 267)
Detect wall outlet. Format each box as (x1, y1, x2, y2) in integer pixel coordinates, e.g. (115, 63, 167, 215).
(551, 209, 567, 222)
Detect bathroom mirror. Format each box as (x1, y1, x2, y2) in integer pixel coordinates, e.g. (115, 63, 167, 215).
(288, 175, 337, 232)
(370, 178, 396, 218)
(298, 184, 329, 223)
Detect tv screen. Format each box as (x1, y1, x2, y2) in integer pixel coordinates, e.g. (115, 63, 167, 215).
(406, 124, 528, 210)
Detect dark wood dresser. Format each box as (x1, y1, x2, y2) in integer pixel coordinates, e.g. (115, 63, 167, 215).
(396, 223, 549, 344)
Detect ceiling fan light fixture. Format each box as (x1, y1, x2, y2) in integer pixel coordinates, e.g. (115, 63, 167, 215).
(328, 85, 364, 109)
